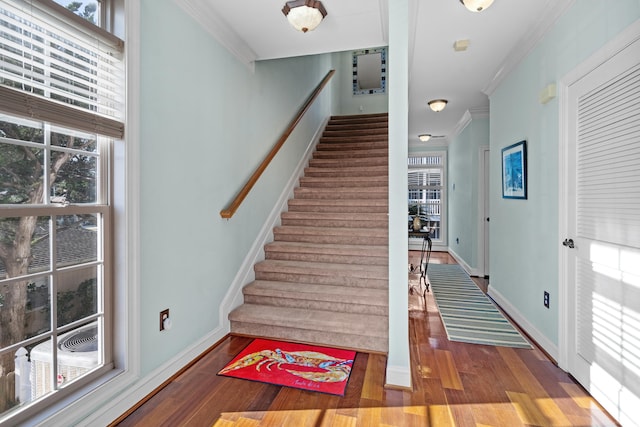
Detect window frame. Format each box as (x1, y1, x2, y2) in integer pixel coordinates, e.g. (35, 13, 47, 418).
(408, 151, 447, 250)
(0, 0, 127, 424)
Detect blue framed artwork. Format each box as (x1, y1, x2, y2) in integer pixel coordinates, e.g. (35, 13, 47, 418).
(501, 140, 527, 199)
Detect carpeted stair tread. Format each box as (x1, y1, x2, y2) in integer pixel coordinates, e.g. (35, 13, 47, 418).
(254, 261, 388, 288)
(299, 175, 387, 188)
(309, 157, 388, 168)
(229, 304, 387, 338)
(271, 231, 389, 252)
(243, 281, 388, 315)
(273, 225, 387, 239)
(293, 187, 387, 200)
(312, 148, 388, 159)
(255, 259, 388, 279)
(287, 199, 388, 213)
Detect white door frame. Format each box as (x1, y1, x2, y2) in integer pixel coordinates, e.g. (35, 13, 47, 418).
(477, 146, 490, 278)
(558, 19, 640, 372)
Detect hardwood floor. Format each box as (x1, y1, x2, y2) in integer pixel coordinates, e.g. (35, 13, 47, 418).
(113, 252, 618, 427)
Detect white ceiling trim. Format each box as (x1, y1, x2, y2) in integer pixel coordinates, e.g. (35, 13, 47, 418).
(482, 0, 575, 95)
(172, 0, 257, 71)
(452, 110, 472, 140)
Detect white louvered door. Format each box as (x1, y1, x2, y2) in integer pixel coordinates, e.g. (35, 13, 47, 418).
(565, 36, 640, 426)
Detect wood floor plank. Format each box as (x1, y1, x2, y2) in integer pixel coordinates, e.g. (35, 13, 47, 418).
(507, 390, 551, 427)
(434, 349, 464, 390)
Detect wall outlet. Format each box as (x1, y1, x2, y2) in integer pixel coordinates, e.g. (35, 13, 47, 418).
(543, 291, 550, 308)
(160, 309, 169, 331)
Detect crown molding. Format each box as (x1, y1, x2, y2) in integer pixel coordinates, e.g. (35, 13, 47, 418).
(172, 0, 257, 71)
(452, 109, 472, 139)
(482, 0, 575, 96)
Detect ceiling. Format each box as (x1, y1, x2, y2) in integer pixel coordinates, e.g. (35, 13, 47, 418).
(177, 0, 572, 145)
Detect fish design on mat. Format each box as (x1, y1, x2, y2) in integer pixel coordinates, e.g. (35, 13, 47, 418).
(219, 348, 353, 383)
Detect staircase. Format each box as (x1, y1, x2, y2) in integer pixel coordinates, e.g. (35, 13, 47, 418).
(228, 113, 389, 354)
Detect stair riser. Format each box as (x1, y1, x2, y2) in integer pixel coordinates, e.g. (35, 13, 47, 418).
(299, 178, 387, 188)
(313, 151, 387, 159)
(323, 129, 387, 138)
(280, 218, 388, 228)
(229, 322, 388, 354)
(308, 158, 388, 168)
(287, 204, 388, 214)
(327, 121, 388, 128)
(243, 294, 388, 316)
(316, 142, 388, 151)
(319, 136, 388, 143)
(274, 233, 387, 246)
(254, 271, 388, 288)
(293, 189, 387, 200)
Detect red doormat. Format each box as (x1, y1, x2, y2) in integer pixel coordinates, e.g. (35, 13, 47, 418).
(218, 338, 356, 396)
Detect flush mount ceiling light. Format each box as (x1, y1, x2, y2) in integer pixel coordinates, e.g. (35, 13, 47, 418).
(428, 99, 448, 112)
(282, 0, 327, 33)
(459, 0, 494, 12)
(418, 134, 432, 142)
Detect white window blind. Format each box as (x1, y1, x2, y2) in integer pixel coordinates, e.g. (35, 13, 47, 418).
(0, 0, 124, 138)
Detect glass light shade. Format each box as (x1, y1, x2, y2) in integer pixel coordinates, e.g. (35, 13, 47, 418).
(283, 1, 327, 33)
(428, 99, 448, 112)
(418, 134, 432, 142)
(460, 0, 494, 12)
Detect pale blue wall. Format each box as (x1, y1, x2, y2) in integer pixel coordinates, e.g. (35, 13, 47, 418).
(138, 0, 335, 375)
(490, 2, 640, 349)
(448, 117, 489, 269)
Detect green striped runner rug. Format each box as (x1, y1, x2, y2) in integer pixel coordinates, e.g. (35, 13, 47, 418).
(427, 264, 532, 349)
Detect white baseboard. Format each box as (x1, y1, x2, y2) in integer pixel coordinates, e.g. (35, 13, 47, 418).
(385, 365, 412, 389)
(447, 248, 480, 277)
(487, 284, 559, 362)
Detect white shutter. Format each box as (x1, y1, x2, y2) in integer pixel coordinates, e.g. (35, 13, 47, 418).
(569, 35, 640, 426)
(576, 63, 640, 248)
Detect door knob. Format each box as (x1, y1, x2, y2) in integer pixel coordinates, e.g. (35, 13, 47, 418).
(562, 238, 575, 248)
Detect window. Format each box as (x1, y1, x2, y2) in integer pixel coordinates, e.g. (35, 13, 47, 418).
(408, 153, 445, 243)
(0, 0, 123, 423)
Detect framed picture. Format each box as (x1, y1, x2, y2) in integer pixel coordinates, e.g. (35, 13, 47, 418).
(501, 140, 527, 199)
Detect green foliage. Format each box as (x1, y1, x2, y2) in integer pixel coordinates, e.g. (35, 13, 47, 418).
(65, 2, 97, 25)
(0, 121, 44, 205)
(57, 278, 97, 327)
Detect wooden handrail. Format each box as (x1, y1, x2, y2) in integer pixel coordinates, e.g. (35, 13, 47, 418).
(220, 69, 336, 219)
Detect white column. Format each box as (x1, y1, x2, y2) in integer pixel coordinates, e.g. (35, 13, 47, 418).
(386, 0, 411, 388)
